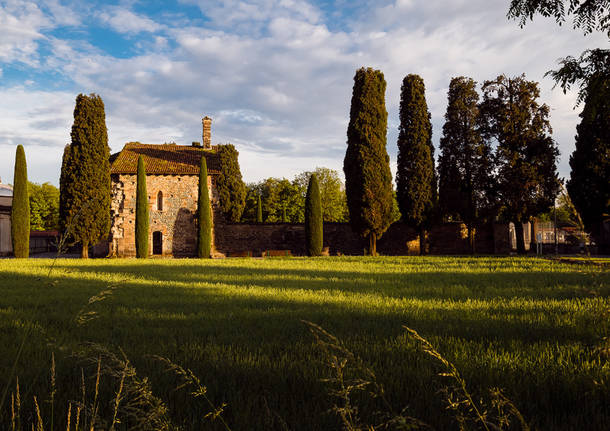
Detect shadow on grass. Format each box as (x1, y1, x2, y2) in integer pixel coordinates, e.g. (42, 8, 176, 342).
(1, 260, 609, 431)
(46, 260, 610, 304)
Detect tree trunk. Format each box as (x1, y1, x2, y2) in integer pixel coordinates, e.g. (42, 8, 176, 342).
(369, 232, 377, 256)
(468, 222, 476, 254)
(419, 228, 427, 255)
(514, 221, 526, 254)
(530, 217, 537, 252)
(81, 241, 89, 259)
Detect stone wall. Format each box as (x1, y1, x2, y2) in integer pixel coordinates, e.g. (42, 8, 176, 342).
(110, 173, 218, 257)
(214, 221, 512, 256)
(109, 172, 514, 258)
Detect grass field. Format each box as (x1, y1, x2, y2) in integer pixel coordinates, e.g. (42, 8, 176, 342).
(1, 256, 609, 430)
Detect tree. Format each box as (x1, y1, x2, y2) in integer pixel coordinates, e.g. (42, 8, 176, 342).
(305, 174, 323, 256)
(28, 182, 59, 231)
(395, 74, 437, 254)
(59, 94, 111, 258)
(507, 1, 610, 106)
(567, 74, 610, 250)
(508, 0, 610, 37)
(293, 167, 349, 222)
(261, 178, 301, 222)
(438, 77, 493, 252)
(11, 145, 29, 258)
(479, 75, 560, 253)
(257, 194, 263, 223)
(241, 178, 301, 223)
(545, 49, 610, 106)
(344, 67, 393, 256)
(216, 144, 246, 222)
(197, 156, 212, 258)
(135, 156, 149, 258)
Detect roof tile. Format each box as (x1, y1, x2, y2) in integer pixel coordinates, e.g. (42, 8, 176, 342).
(110, 143, 220, 175)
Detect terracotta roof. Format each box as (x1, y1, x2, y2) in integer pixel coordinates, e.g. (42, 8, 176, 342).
(110, 143, 220, 175)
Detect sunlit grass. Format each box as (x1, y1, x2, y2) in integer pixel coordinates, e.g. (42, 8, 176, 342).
(0, 256, 608, 430)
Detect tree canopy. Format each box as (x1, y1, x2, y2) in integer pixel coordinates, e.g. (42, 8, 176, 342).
(216, 144, 246, 222)
(508, 0, 610, 106)
(59, 94, 111, 258)
(293, 167, 348, 223)
(344, 67, 394, 255)
(546, 48, 610, 106)
(28, 181, 59, 231)
(242, 178, 302, 223)
(438, 77, 493, 251)
(567, 74, 610, 248)
(241, 167, 348, 223)
(508, 0, 610, 36)
(480, 74, 560, 253)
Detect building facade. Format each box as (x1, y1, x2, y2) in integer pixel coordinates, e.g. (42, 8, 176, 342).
(109, 117, 222, 257)
(0, 179, 13, 256)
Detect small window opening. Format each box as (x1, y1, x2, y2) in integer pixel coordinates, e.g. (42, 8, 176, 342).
(157, 191, 163, 211)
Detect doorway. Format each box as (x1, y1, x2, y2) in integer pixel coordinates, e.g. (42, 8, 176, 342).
(153, 231, 163, 255)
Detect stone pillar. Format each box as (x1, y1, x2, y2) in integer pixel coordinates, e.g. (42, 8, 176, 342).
(202, 116, 212, 149)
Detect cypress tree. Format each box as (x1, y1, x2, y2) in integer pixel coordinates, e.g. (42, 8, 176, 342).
(256, 195, 263, 223)
(59, 94, 111, 258)
(197, 156, 212, 258)
(305, 174, 323, 256)
(344, 67, 393, 256)
(216, 144, 247, 222)
(396, 74, 437, 254)
(567, 74, 610, 252)
(438, 77, 493, 253)
(135, 156, 149, 258)
(11, 145, 29, 258)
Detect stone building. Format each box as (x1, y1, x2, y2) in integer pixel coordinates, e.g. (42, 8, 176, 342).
(109, 117, 221, 257)
(0, 178, 13, 256)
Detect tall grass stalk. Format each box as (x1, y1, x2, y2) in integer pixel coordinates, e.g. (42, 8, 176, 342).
(1, 204, 85, 413)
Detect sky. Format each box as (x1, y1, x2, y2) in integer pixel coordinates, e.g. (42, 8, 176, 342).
(0, 0, 607, 186)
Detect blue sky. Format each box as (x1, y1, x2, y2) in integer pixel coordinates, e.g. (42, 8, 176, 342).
(0, 0, 607, 186)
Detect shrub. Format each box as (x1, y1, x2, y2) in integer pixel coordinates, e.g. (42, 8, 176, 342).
(305, 174, 323, 256)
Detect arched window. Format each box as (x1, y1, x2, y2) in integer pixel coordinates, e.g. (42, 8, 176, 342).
(157, 191, 163, 211)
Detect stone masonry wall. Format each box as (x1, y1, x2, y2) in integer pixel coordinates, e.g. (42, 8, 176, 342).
(109, 171, 512, 257)
(110, 173, 218, 257)
(214, 221, 511, 256)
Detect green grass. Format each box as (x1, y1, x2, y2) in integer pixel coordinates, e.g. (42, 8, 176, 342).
(1, 256, 609, 430)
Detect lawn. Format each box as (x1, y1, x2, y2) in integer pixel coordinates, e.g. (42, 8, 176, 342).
(0, 256, 609, 430)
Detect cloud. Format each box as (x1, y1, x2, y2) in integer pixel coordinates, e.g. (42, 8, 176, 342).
(0, 1, 50, 65)
(0, 0, 607, 186)
(0, 86, 75, 184)
(97, 6, 162, 34)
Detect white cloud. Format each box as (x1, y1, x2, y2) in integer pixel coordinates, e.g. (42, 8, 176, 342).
(0, 0, 607, 186)
(0, 87, 74, 184)
(97, 6, 162, 34)
(0, 1, 50, 65)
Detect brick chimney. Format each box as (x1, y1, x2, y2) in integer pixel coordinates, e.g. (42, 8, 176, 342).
(202, 116, 212, 149)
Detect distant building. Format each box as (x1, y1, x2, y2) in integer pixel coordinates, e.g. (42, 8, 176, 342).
(0, 178, 13, 255)
(108, 117, 223, 257)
